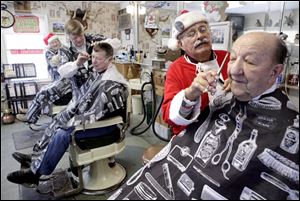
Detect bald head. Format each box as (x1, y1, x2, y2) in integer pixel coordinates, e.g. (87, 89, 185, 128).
(228, 32, 286, 101)
(234, 32, 288, 65)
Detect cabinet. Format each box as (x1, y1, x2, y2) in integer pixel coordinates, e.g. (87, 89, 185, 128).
(152, 68, 167, 97)
(152, 68, 169, 128)
(113, 62, 141, 80)
(2, 63, 38, 114)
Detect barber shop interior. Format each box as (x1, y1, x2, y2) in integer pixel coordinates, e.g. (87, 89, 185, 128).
(1, 1, 299, 200)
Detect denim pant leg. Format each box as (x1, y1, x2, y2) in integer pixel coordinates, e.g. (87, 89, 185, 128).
(37, 126, 75, 175)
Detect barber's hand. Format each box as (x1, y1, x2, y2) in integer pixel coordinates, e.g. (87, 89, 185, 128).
(223, 78, 231, 92)
(185, 70, 218, 101)
(75, 51, 90, 66)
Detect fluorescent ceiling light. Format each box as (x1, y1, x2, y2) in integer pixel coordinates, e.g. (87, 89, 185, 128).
(139, 6, 146, 15)
(126, 4, 134, 14)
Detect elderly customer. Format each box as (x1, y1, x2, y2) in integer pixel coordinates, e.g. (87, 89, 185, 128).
(44, 33, 73, 81)
(7, 41, 129, 187)
(162, 10, 231, 135)
(108, 32, 299, 200)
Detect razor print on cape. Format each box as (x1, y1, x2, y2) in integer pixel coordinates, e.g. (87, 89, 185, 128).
(211, 105, 247, 180)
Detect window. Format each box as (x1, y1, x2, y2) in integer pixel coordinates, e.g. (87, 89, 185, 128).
(2, 15, 51, 80)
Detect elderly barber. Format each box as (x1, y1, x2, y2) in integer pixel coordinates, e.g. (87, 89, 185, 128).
(162, 10, 230, 135)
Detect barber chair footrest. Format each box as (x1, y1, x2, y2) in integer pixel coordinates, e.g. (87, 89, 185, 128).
(81, 159, 126, 194)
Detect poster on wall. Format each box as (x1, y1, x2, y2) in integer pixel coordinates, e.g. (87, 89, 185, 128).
(210, 21, 231, 51)
(52, 22, 65, 34)
(13, 16, 40, 33)
(161, 25, 171, 38)
(14, 1, 31, 13)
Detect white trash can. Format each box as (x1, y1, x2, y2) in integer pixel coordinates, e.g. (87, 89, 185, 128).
(132, 94, 143, 115)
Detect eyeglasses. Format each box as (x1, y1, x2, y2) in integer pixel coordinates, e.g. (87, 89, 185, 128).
(180, 25, 209, 39)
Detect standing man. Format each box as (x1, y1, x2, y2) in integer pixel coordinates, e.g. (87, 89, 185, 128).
(162, 10, 230, 135)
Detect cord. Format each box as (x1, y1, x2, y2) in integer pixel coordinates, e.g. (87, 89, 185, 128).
(130, 73, 170, 142)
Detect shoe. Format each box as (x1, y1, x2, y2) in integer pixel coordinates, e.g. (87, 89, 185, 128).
(16, 114, 28, 122)
(7, 168, 40, 186)
(18, 107, 28, 114)
(12, 152, 32, 168)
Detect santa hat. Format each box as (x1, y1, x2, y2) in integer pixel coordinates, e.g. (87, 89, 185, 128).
(43, 33, 59, 46)
(168, 10, 208, 51)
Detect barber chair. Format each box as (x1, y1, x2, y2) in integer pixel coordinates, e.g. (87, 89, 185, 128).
(55, 91, 131, 198)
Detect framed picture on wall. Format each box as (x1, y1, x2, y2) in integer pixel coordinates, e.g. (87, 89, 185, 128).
(227, 15, 244, 30)
(210, 21, 231, 51)
(161, 25, 171, 37)
(14, 1, 31, 13)
(52, 22, 65, 34)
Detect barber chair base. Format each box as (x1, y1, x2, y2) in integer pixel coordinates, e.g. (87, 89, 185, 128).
(81, 159, 126, 195)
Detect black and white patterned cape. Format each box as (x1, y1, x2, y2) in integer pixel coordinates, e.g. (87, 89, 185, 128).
(26, 34, 106, 123)
(45, 45, 73, 81)
(109, 89, 299, 200)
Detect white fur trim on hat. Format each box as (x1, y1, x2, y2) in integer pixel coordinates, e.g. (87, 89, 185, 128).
(168, 11, 208, 50)
(168, 37, 180, 51)
(47, 35, 59, 45)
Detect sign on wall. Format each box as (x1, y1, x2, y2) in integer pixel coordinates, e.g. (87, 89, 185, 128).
(13, 16, 40, 33)
(10, 49, 43, 54)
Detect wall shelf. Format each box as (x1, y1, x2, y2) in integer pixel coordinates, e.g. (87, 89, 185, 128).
(286, 85, 299, 90)
(279, 84, 299, 90)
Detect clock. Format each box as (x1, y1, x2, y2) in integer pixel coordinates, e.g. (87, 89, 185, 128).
(1, 4, 15, 28)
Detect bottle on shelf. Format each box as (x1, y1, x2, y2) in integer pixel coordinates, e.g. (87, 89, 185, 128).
(136, 51, 141, 63)
(287, 61, 299, 86)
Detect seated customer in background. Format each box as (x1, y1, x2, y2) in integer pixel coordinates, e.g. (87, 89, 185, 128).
(7, 41, 129, 187)
(44, 33, 73, 81)
(108, 32, 299, 200)
(15, 33, 73, 122)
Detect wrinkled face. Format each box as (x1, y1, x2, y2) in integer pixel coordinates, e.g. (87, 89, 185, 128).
(69, 33, 85, 47)
(228, 33, 282, 101)
(178, 22, 212, 62)
(49, 39, 61, 51)
(92, 50, 111, 72)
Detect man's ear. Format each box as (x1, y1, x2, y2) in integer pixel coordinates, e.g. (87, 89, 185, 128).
(178, 40, 185, 51)
(271, 64, 284, 78)
(269, 64, 284, 85)
(107, 57, 113, 63)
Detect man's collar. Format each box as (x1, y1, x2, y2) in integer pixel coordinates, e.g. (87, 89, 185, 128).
(252, 83, 277, 101)
(184, 50, 219, 73)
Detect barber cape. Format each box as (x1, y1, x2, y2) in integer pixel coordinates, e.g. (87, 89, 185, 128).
(109, 88, 299, 200)
(26, 61, 94, 125)
(31, 64, 128, 173)
(45, 45, 73, 81)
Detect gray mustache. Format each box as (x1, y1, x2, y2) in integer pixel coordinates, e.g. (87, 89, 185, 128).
(194, 38, 209, 47)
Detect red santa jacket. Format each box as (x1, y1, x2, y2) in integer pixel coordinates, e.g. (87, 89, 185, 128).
(162, 50, 230, 135)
